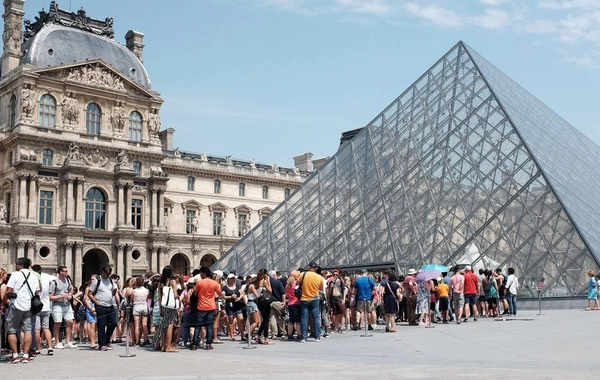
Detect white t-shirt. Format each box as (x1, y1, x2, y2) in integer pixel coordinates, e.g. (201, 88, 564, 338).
(40, 273, 55, 312)
(7, 268, 40, 312)
(89, 276, 117, 307)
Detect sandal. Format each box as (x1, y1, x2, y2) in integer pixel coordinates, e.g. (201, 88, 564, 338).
(389, 328, 397, 333)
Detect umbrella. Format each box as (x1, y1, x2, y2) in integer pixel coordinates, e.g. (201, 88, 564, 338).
(415, 269, 441, 283)
(421, 264, 449, 272)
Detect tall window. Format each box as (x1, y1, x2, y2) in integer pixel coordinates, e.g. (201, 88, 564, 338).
(284, 188, 291, 199)
(85, 103, 101, 134)
(262, 185, 269, 199)
(239, 183, 245, 197)
(39, 191, 53, 225)
(187, 176, 195, 191)
(128, 111, 143, 142)
(186, 209, 196, 234)
(213, 179, 221, 194)
(132, 161, 141, 176)
(42, 149, 53, 167)
(85, 188, 106, 230)
(212, 212, 223, 236)
(9, 95, 16, 128)
(39, 94, 56, 128)
(237, 214, 248, 237)
(131, 199, 142, 230)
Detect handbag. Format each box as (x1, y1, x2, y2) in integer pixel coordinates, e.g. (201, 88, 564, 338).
(160, 286, 179, 309)
(258, 287, 274, 305)
(294, 275, 303, 299)
(22, 272, 43, 315)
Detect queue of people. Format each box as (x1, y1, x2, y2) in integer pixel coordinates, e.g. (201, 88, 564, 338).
(0, 257, 522, 364)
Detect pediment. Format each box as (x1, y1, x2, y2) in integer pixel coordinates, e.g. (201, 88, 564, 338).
(209, 202, 229, 213)
(234, 204, 253, 215)
(181, 200, 202, 210)
(31, 60, 159, 99)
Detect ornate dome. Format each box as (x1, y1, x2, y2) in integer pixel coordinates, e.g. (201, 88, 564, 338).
(21, 24, 151, 89)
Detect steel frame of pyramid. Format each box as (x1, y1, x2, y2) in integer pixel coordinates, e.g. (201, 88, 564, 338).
(215, 42, 600, 299)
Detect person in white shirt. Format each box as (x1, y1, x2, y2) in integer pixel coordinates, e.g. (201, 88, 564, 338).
(49, 266, 77, 349)
(1, 257, 40, 363)
(32, 265, 55, 356)
(505, 268, 519, 316)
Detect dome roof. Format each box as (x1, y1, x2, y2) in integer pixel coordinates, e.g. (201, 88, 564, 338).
(21, 24, 150, 89)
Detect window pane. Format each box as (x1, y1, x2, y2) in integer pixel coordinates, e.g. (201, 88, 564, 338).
(213, 212, 222, 235)
(187, 177, 194, 191)
(85, 188, 106, 230)
(239, 183, 245, 197)
(86, 103, 101, 134)
(186, 209, 197, 234)
(39, 94, 56, 129)
(39, 191, 53, 225)
(128, 111, 143, 141)
(214, 180, 220, 194)
(131, 199, 142, 229)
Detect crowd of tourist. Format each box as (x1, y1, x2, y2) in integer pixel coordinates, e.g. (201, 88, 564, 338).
(0, 256, 524, 363)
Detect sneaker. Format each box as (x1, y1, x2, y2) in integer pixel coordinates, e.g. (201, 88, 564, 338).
(55, 342, 65, 349)
(315, 338, 321, 342)
(100, 346, 108, 351)
(106, 344, 114, 350)
(47, 348, 54, 356)
(65, 342, 78, 348)
(190, 345, 197, 351)
(9, 356, 20, 364)
(367, 325, 374, 331)
(300, 339, 306, 343)
(21, 356, 31, 364)
(322, 333, 329, 338)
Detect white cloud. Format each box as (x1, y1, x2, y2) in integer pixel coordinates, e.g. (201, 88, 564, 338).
(479, 0, 508, 5)
(403, 2, 462, 28)
(538, 0, 600, 10)
(474, 8, 512, 29)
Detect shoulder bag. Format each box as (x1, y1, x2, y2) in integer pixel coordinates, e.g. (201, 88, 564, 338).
(23, 272, 43, 315)
(294, 274, 304, 299)
(160, 285, 179, 309)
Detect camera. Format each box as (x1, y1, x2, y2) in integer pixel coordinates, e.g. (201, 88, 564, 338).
(7, 292, 17, 300)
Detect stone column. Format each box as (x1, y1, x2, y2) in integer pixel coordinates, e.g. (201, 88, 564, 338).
(63, 242, 74, 269)
(116, 183, 124, 226)
(158, 189, 165, 228)
(74, 242, 83, 286)
(15, 240, 25, 258)
(76, 178, 85, 223)
(26, 240, 35, 259)
(149, 246, 158, 272)
(1, 0, 25, 75)
(18, 174, 26, 220)
(124, 244, 133, 279)
(157, 246, 166, 271)
(125, 184, 133, 226)
(27, 175, 37, 221)
(116, 244, 124, 281)
(65, 179, 74, 222)
(149, 189, 157, 229)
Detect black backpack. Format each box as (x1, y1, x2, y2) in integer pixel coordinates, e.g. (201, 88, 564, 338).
(189, 290, 198, 313)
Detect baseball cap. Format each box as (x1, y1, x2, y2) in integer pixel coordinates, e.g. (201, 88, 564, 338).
(308, 261, 318, 268)
(464, 265, 472, 272)
(407, 268, 417, 275)
(227, 273, 236, 279)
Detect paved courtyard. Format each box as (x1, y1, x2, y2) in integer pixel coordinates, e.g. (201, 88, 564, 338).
(3, 308, 598, 379)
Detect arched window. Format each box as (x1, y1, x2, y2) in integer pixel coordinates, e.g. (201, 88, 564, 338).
(9, 95, 16, 128)
(262, 185, 269, 199)
(132, 161, 141, 176)
(39, 94, 56, 128)
(85, 103, 101, 135)
(128, 111, 143, 141)
(85, 188, 106, 230)
(42, 149, 53, 166)
(213, 179, 221, 194)
(187, 176, 195, 191)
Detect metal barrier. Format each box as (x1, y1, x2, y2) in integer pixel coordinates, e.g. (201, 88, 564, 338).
(119, 306, 136, 358)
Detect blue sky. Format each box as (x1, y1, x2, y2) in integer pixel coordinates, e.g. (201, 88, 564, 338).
(20, 0, 600, 167)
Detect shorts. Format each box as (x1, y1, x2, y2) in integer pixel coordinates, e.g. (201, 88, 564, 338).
(225, 306, 243, 318)
(133, 304, 148, 316)
(36, 311, 51, 330)
(85, 307, 97, 324)
(287, 304, 301, 324)
(357, 299, 375, 313)
(6, 304, 32, 334)
(486, 298, 498, 307)
(464, 294, 478, 305)
(478, 295, 486, 302)
(330, 300, 346, 315)
(52, 304, 74, 322)
(452, 293, 465, 311)
(498, 287, 506, 299)
(246, 301, 259, 313)
(439, 297, 449, 311)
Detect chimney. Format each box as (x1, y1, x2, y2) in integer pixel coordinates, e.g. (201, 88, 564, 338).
(1, 0, 24, 76)
(125, 30, 145, 63)
(293, 152, 314, 173)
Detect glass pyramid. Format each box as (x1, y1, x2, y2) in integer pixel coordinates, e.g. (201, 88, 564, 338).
(214, 41, 600, 299)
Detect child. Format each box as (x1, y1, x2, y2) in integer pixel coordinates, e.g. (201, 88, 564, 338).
(436, 277, 450, 324)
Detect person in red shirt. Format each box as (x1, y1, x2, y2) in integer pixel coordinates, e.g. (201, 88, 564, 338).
(462, 265, 480, 322)
(192, 267, 221, 350)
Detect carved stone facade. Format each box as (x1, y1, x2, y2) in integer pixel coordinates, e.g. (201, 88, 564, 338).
(0, 1, 312, 285)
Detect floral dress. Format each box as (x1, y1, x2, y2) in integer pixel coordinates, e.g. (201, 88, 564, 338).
(416, 281, 429, 315)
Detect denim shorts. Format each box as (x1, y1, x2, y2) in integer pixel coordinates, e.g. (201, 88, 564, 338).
(246, 301, 258, 313)
(464, 294, 478, 305)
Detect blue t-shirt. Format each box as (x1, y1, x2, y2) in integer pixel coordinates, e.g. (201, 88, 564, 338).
(355, 276, 376, 301)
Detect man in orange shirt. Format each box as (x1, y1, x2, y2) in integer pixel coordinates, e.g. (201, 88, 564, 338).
(192, 267, 221, 350)
(298, 261, 323, 342)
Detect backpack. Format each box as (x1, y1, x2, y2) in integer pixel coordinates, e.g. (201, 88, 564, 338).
(92, 275, 115, 296)
(189, 290, 198, 313)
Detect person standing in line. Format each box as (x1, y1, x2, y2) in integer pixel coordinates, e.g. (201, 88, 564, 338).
(450, 268, 465, 324)
(87, 266, 118, 351)
(193, 267, 221, 350)
(1, 257, 40, 363)
(462, 265, 480, 322)
(267, 269, 286, 339)
(355, 269, 376, 330)
(506, 268, 519, 316)
(49, 266, 77, 349)
(32, 265, 54, 356)
(298, 261, 323, 342)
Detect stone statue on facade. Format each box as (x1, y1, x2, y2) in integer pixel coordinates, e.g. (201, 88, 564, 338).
(0, 201, 6, 222)
(200, 152, 208, 162)
(192, 217, 199, 233)
(293, 167, 300, 175)
(116, 150, 131, 168)
(148, 108, 161, 136)
(250, 159, 257, 169)
(174, 148, 181, 158)
(67, 143, 82, 161)
(61, 92, 80, 125)
(3, 18, 20, 52)
(21, 84, 36, 118)
(110, 101, 127, 134)
(272, 163, 279, 172)
(225, 155, 233, 165)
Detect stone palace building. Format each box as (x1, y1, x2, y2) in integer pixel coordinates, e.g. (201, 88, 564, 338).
(0, 1, 316, 286)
